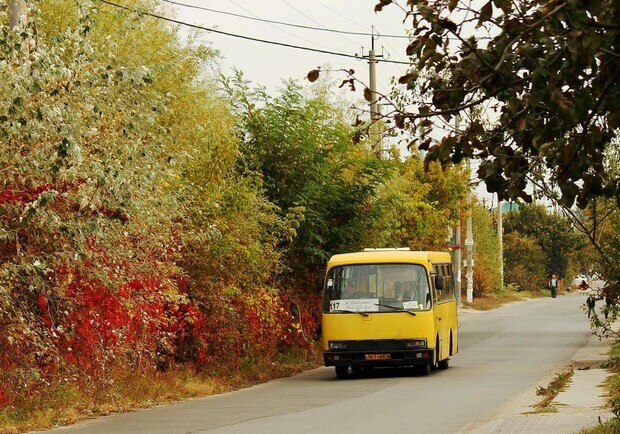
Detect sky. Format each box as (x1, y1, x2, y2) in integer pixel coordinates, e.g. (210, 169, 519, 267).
(165, 0, 496, 203)
(167, 0, 411, 94)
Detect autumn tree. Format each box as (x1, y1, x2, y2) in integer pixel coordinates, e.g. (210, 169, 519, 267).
(503, 232, 547, 292)
(374, 0, 619, 209)
(0, 0, 315, 409)
(0, 0, 199, 397)
(363, 155, 467, 251)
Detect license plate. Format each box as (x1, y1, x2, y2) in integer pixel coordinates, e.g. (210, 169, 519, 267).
(365, 353, 390, 360)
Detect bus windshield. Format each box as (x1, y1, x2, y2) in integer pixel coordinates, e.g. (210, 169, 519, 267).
(323, 263, 431, 313)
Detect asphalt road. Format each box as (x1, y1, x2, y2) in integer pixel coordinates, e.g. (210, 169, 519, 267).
(47, 292, 592, 434)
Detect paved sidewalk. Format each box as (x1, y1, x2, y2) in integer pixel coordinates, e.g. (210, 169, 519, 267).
(461, 325, 616, 434)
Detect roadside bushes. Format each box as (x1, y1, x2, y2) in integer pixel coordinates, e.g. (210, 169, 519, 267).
(0, 241, 194, 401)
(366, 156, 467, 251)
(0, 0, 200, 405)
(193, 288, 320, 373)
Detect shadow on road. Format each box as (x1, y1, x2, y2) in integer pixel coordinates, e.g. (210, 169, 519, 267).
(326, 365, 443, 380)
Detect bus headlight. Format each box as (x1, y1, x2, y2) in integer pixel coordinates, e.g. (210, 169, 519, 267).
(406, 339, 427, 348)
(329, 341, 348, 350)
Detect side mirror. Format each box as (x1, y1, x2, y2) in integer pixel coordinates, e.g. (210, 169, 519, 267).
(434, 275, 444, 291)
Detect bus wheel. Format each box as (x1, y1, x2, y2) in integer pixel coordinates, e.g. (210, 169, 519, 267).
(431, 337, 440, 370)
(449, 331, 454, 356)
(335, 366, 349, 379)
(438, 358, 449, 370)
(419, 363, 431, 376)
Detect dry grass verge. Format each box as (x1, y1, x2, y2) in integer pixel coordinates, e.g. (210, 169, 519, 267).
(0, 347, 321, 434)
(530, 370, 574, 413)
(461, 289, 547, 311)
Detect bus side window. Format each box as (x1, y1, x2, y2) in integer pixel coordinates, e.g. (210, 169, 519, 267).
(439, 264, 446, 302)
(435, 264, 456, 302)
(431, 265, 439, 303)
(445, 264, 455, 300)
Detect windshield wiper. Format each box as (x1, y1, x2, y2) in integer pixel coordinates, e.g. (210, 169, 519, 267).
(374, 303, 416, 316)
(332, 309, 370, 317)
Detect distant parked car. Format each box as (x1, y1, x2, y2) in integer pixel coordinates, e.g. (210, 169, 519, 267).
(571, 274, 590, 288)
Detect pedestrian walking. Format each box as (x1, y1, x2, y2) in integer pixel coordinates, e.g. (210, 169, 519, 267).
(586, 293, 596, 318)
(548, 274, 559, 298)
(603, 284, 613, 319)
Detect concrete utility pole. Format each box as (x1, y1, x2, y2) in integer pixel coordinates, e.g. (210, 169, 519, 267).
(367, 28, 382, 159)
(9, 0, 26, 29)
(497, 197, 504, 291)
(453, 116, 462, 306)
(465, 159, 474, 304)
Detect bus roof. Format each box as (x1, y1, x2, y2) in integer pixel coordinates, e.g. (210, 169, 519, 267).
(327, 250, 451, 267)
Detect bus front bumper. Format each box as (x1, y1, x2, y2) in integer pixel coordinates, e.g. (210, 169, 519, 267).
(323, 349, 434, 367)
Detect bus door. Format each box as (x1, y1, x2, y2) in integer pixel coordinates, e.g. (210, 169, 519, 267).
(433, 263, 455, 362)
(432, 264, 446, 362)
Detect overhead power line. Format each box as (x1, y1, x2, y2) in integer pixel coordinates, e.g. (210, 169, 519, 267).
(97, 0, 412, 65)
(278, 0, 360, 46)
(160, 0, 410, 39)
(313, 0, 367, 31)
(225, 0, 337, 52)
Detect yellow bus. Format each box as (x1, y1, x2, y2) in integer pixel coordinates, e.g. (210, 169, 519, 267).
(321, 248, 458, 378)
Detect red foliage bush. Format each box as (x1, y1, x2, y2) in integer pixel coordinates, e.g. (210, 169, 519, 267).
(46, 262, 197, 372)
(187, 287, 320, 372)
(0, 179, 85, 205)
(0, 386, 7, 407)
(0, 179, 322, 401)
(473, 266, 497, 297)
(0, 249, 199, 401)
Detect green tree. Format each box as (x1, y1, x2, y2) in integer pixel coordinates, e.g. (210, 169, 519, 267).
(223, 75, 394, 273)
(471, 202, 502, 296)
(504, 204, 582, 279)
